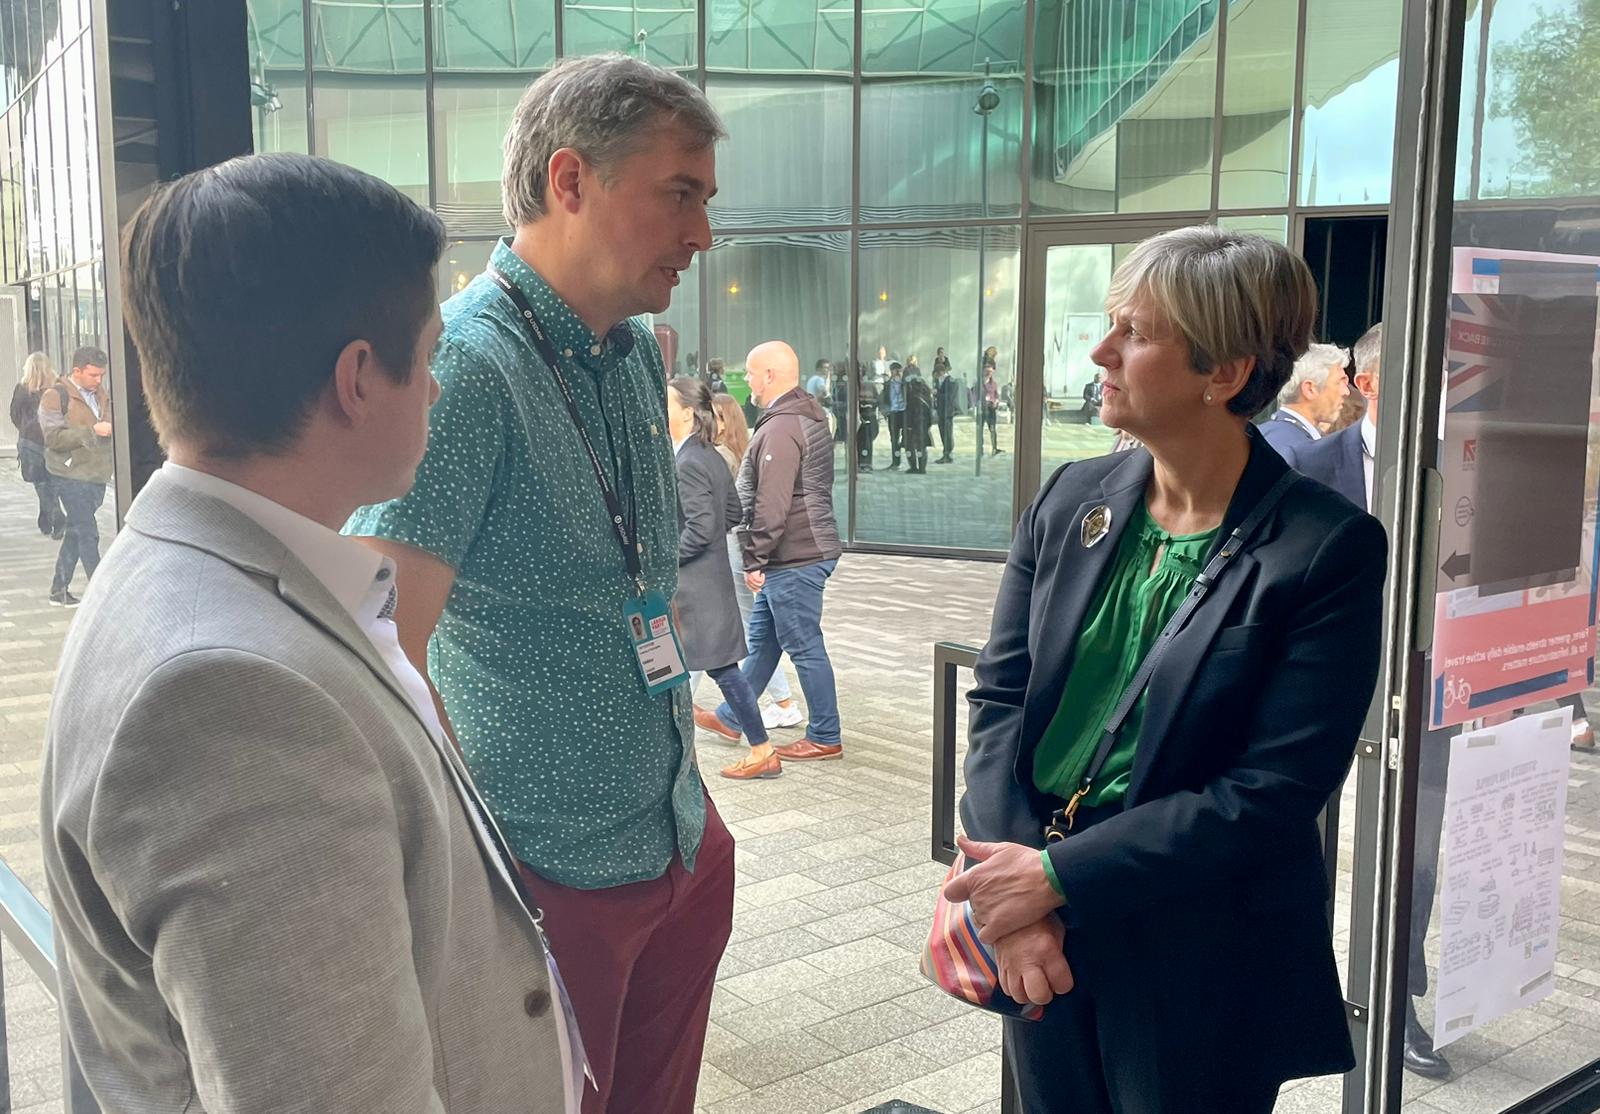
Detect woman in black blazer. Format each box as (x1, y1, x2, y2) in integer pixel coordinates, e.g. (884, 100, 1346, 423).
(944, 226, 1387, 1112)
(666, 377, 779, 780)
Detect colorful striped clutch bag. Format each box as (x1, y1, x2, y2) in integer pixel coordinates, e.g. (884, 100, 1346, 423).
(919, 853, 1045, 1021)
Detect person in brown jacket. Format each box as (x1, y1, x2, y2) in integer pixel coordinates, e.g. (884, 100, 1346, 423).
(712, 340, 846, 761)
(38, 345, 113, 606)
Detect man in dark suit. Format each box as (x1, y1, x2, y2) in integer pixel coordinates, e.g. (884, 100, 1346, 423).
(934, 363, 959, 463)
(1261, 342, 1349, 456)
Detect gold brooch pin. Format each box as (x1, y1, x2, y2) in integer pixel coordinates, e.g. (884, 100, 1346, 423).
(1081, 505, 1113, 548)
(650, 423, 660, 436)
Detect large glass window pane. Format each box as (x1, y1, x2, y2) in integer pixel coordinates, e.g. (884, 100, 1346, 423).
(312, 1, 427, 200)
(707, 75, 851, 230)
(702, 232, 849, 514)
(69, 36, 95, 266)
(1216, 212, 1287, 243)
(1297, 0, 1401, 206)
(1031, 0, 1219, 216)
(436, 238, 495, 302)
(1, 3, 19, 107)
(437, 0, 554, 70)
(860, 0, 1024, 224)
(1036, 241, 1121, 481)
(1218, 0, 1295, 208)
(651, 256, 700, 379)
(250, 0, 309, 154)
(563, 0, 698, 70)
(313, 78, 428, 202)
(433, 77, 522, 225)
(856, 225, 1017, 548)
(1, 112, 21, 283)
(39, 58, 60, 274)
(706, 0, 851, 73)
(1456, 0, 1600, 201)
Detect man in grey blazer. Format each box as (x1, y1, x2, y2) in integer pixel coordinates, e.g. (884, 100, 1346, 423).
(39, 154, 573, 1112)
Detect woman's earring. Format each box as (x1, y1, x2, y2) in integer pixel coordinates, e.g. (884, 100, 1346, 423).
(1204, 392, 1214, 404)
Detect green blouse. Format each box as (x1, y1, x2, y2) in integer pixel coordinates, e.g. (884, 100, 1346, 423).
(1032, 501, 1220, 810)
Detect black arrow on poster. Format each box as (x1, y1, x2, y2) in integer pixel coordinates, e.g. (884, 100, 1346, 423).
(1441, 551, 1472, 582)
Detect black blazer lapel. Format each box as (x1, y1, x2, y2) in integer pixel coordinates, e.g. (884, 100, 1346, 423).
(1126, 428, 1289, 801)
(1015, 449, 1152, 783)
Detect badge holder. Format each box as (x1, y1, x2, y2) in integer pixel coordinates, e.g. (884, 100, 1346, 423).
(624, 588, 690, 695)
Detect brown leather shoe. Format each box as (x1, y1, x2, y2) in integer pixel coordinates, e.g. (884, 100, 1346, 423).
(773, 739, 843, 761)
(720, 750, 783, 779)
(694, 705, 741, 742)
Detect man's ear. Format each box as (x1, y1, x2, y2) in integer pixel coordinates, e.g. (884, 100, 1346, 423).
(547, 148, 585, 215)
(330, 338, 377, 426)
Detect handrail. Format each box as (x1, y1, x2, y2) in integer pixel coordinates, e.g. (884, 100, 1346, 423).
(931, 641, 982, 866)
(0, 854, 100, 1113)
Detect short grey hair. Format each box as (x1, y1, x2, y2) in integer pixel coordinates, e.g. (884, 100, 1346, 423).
(1278, 342, 1350, 407)
(1105, 226, 1318, 416)
(501, 53, 726, 227)
(1353, 322, 1383, 378)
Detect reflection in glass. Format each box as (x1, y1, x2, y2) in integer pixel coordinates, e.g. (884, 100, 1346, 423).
(1218, 0, 1296, 208)
(707, 76, 851, 230)
(1032, 0, 1219, 215)
(435, 0, 555, 71)
(1298, 0, 1401, 206)
(435, 238, 495, 304)
(433, 78, 524, 226)
(248, 0, 309, 156)
(1459, 0, 1599, 200)
(855, 226, 1018, 548)
(563, 0, 699, 70)
(1036, 242, 1121, 483)
(314, 80, 429, 203)
(1216, 213, 1287, 243)
(651, 256, 700, 379)
(859, 0, 1026, 225)
(702, 233, 850, 521)
(706, 0, 852, 73)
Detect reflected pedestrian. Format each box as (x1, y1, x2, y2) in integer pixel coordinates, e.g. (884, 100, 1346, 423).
(9, 351, 64, 538)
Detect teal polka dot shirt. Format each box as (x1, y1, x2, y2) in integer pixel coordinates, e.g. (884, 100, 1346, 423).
(346, 238, 704, 889)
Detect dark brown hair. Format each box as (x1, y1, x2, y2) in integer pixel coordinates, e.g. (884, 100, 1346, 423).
(122, 153, 445, 457)
(669, 376, 716, 444)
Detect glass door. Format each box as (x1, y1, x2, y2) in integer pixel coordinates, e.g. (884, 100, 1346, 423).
(1366, 0, 1600, 1110)
(1017, 220, 1189, 512)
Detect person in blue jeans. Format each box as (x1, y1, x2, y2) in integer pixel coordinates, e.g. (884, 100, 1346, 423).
(705, 339, 844, 764)
(38, 347, 114, 607)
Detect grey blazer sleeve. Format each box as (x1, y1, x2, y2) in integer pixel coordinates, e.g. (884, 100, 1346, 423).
(78, 648, 447, 1113)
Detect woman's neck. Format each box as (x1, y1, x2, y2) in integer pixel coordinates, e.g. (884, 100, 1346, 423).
(1144, 423, 1250, 536)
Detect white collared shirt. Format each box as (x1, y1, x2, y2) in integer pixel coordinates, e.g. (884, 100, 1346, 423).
(1280, 407, 1322, 441)
(160, 463, 585, 1110)
(672, 432, 690, 457)
(1361, 416, 1376, 512)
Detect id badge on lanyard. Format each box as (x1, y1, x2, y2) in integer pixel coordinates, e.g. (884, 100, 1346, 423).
(486, 263, 689, 698)
(623, 589, 689, 695)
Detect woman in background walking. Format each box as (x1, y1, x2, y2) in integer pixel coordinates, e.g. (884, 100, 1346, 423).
(670, 379, 781, 779)
(712, 392, 804, 730)
(9, 352, 64, 538)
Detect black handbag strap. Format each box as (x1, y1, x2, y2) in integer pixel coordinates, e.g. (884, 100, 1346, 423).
(1049, 468, 1302, 836)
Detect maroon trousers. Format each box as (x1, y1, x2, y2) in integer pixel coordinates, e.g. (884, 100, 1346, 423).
(517, 797, 735, 1114)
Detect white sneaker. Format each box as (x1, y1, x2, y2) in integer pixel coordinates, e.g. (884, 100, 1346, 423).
(762, 701, 804, 729)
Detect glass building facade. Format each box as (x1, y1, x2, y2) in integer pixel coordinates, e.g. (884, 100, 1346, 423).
(240, 0, 1412, 554)
(0, 0, 109, 395)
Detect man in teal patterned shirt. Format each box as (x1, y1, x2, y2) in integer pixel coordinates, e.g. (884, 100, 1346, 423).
(346, 55, 728, 1114)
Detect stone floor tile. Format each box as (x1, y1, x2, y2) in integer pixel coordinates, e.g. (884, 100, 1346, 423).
(802, 1042, 944, 1102)
(704, 1073, 849, 1114)
(716, 993, 842, 1044)
(809, 1000, 929, 1056)
(899, 1052, 1004, 1113)
(801, 936, 910, 979)
(721, 957, 833, 1006)
(893, 1011, 1003, 1063)
(711, 1030, 841, 1089)
(809, 966, 930, 1014)
(697, 1061, 749, 1106)
(806, 905, 910, 946)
